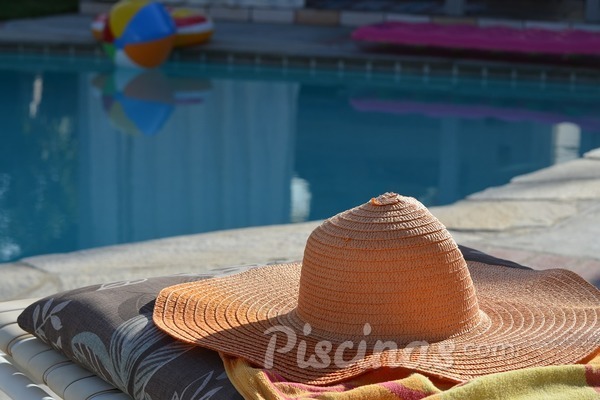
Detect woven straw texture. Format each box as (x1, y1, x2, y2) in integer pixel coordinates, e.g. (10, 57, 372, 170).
(153, 193, 600, 385)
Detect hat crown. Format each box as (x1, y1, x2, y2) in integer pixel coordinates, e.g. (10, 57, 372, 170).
(297, 192, 482, 341)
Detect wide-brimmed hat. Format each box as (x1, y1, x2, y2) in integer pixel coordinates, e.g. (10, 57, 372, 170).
(153, 193, 600, 384)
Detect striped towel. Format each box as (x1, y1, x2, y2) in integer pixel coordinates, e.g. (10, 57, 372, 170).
(221, 352, 600, 399)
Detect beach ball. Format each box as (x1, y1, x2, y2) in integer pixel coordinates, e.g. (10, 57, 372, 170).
(103, 0, 176, 69)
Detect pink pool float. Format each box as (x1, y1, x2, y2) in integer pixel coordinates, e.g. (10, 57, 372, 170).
(352, 22, 600, 57)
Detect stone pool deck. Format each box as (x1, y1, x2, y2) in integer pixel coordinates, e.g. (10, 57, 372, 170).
(0, 13, 599, 300)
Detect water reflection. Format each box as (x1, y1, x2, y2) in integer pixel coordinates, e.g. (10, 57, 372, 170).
(1, 58, 599, 261)
(349, 90, 600, 131)
(294, 80, 600, 218)
(80, 69, 298, 251)
(0, 67, 79, 261)
(90, 69, 211, 136)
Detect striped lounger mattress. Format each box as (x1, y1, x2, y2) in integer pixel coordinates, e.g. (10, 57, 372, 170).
(0, 298, 130, 400)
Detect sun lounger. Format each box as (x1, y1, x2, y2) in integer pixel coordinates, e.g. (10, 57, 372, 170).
(0, 299, 130, 400)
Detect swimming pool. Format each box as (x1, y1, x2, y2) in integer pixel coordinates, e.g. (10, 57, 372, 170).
(1, 53, 599, 262)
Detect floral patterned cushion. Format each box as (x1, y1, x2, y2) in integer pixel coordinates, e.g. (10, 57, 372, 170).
(17, 266, 253, 400)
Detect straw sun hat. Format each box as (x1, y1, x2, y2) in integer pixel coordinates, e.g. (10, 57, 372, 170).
(153, 192, 600, 384)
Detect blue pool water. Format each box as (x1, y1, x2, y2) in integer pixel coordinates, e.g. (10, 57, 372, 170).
(1, 54, 599, 262)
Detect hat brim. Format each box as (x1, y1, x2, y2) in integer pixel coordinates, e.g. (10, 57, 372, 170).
(153, 260, 600, 384)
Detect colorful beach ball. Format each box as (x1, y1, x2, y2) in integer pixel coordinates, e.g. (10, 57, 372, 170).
(102, 0, 176, 69)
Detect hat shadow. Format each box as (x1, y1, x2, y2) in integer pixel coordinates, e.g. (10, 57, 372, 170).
(458, 245, 532, 271)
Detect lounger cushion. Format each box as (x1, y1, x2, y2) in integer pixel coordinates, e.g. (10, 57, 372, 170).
(16, 266, 254, 400)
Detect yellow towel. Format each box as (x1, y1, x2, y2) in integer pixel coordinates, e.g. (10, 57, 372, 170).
(221, 352, 600, 400)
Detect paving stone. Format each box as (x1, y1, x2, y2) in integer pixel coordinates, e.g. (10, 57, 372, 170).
(585, 148, 600, 160)
(0, 263, 59, 302)
(0, 15, 96, 44)
(252, 8, 295, 24)
(79, 2, 112, 15)
(295, 9, 340, 25)
(207, 6, 251, 21)
(574, 258, 600, 286)
(464, 156, 600, 202)
(430, 200, 577, 231)
(524, 252, 582, 270)
(21, 221, 320, 276)
(339, 11, 384, 26)
(471, 158, 600, 201)
(469, 179, 600, 201)
(431, 16, 478, 25)
(477, 18, 524, 28)
(492, 204, 600, 260)
(511, 158, 600, 183)
(445, 231, 486, 245)
(1, 221, 319, 299)
(524, 21, 569, 30)
(384, 13, 431, 22)
(461, 245, 600, 285)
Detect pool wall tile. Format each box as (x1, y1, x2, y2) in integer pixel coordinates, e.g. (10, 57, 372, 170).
(339, 11, 384, 27)
(252, 8, 295, 24)
(295, 9, 339, 25)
